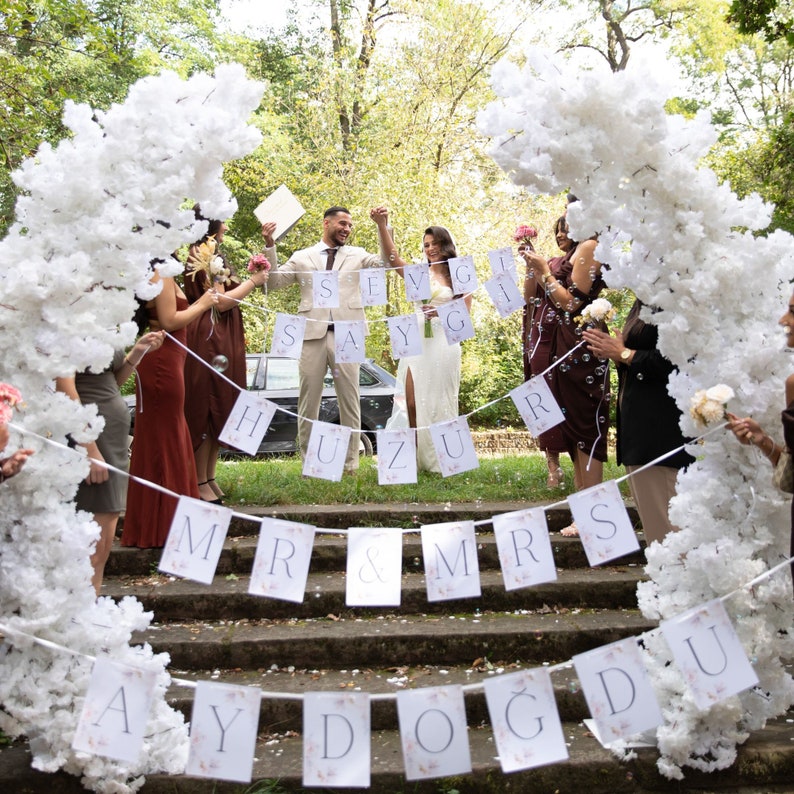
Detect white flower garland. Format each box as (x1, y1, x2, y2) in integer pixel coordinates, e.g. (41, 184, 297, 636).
(0, 65, 264, 792)
(479, 48, 794, 778)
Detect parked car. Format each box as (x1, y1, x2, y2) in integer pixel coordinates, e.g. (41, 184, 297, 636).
(126, 354, 396, 457)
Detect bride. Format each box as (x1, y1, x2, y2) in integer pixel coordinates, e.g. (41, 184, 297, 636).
(371, 208, 473, 472)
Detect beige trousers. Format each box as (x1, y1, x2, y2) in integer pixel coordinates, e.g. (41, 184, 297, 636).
(298, 332, 360, 470)
(626, 464, 681, 546)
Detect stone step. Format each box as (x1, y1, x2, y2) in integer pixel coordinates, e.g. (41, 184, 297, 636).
(105, 531, 648, 577)
(2, 717, 794, 793)
(133, 610, 655, 671)
(105, 566, 646, 620)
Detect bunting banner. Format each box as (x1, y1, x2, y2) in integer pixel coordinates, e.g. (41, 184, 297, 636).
(483, 667, 569, 772)
(485, 271, 525, 317)
(248, 517, 315, 603)
(510, 376, 566, 436)
(660, 599, 760, 710)
(375, 427, 418, 484)
(387, 314, 423, 360)
(334, 320, 367, 364)
(270, 312, 306, 358)
(159, 496, 233, 584)
(346, 527, 404, 606)
(302, 421, 352, 481)
(312, 270, 340, 308)
(421, 520, 481, 602)
(303, 692, 371, 788)
(185, 681, 261, 783)
(573, 637, 664, 743)
(488, 246, 519, 281)
(448, 254, 478, 295)
(567, 480, 641, 566)
(492, 507, 557, 590)
(429, 416, 479, 476)
(402, 263, 432, 302)
(397, 685, 472, 781)
(218, 391, 277, 455)
(72, 658, 158, 763)
(436, 298, 475, 344)
(359, 267, 387, 306)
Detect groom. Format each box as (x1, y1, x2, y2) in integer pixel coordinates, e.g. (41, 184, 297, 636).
(264, 206, 383, 473)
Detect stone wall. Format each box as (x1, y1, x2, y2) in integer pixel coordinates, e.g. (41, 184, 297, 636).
(470, 430, 539, 456)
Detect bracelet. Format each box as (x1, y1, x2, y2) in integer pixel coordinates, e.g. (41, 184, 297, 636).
(124, 356, 139, 369)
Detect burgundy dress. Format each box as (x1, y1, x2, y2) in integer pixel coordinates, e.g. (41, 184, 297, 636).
(183, 262, 246, 450)
(546, 257, 611, 462)
(782, 400, 794, 591)
(523, 251, 573, 455)
(121, 298, 199, 548)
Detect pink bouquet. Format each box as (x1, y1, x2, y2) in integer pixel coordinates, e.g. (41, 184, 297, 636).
(0, 383, 23, 424)
(247, 254, 272, 274)
(513, 224, 538, 247)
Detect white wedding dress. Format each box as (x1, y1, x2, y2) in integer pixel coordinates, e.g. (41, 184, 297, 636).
(386, 279, 461, 472)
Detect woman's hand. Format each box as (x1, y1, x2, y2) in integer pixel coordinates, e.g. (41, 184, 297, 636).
(261, 222, 277, 248)
(521, 249, 549, 278)
(726, 412, 765, 446)
(370, 206, 389, 226)
(583, 327, 626, 362)
(0, 448, 33, 480)
(198, 287, 219, 310)
(249, 270, 268, 287)
(84, 441, 109, 484)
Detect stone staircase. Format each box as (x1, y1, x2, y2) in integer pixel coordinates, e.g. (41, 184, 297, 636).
(2, 501, 794, 793)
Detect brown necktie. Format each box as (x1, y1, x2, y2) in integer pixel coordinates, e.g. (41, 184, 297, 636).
(325, 247, 337, 270)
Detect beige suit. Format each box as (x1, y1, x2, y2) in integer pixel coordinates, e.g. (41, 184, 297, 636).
(267, 243, 382, 469)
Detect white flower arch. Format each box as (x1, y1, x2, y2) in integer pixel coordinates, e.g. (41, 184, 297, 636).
(479, 48, 794, 778)
(0, 65, 264, 792)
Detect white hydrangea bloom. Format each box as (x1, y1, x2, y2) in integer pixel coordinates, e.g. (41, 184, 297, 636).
(481, 48, 794, 778)
(0, 64, 264, 791)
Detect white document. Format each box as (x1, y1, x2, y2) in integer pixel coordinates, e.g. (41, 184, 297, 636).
(159, 496, 232, 584)
(448, 254, 478, 295)
(346, 528, 403, 606)
(218, 391, 277, 455)
(484, 668, 568, 772)
(661, 599, 759, 711)
(573, 637, 663, 743)
(567, 480, 640, 566)
(421, 520, 481, 602)
(376, 427, 418, 484)
(334, 320, 366, 364)
(387, 314, 423, 359)
(492, 507, 557, 591)
(185, 681, 261, 782)
(485, 271, 525, 317)
(397, 685, 472, 780)
(303, 692, 371, 788)
(510, 376, 565, 436)
(72, 658, 157, 763)
(303, 421, 351, 481)
(253, 183, 306, 240)
(360, 267, 388, 306)
(249, 517, 315, 603)
(270, 313, 306, 358)
(436, 298, 475, 344)
(429, 416, 479, 477)
(312, 270, 340, 309)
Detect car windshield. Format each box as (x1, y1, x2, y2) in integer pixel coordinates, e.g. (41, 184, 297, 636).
(265, 357, 300, 390)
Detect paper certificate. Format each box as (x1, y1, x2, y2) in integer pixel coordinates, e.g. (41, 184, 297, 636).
(253, 184, 306, 240)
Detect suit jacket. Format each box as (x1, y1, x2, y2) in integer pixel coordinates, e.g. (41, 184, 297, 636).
(617, 300, 694, 469)
(267, 243, 382, 341)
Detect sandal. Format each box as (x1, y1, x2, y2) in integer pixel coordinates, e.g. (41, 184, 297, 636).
(560, 522, 579, 537)
(207, 477, 225, 499)
(198, 480, 223, 505)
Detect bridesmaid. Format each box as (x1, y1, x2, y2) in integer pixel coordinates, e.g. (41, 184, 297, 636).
(121, 264, 217, 548)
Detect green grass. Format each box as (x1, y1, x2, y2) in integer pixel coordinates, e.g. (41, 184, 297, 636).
(215, 451, 628, 506)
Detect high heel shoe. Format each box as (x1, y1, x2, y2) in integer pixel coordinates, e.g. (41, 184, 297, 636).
(198, 480, 223, 505)
(546, 468, 564, 488)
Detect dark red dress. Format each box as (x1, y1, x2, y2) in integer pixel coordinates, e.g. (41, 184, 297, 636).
(547, 257, 611, 462)
(121, 298, 199, 548)
(523, 251, 573, 455)
(183, 263, 247, 450)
